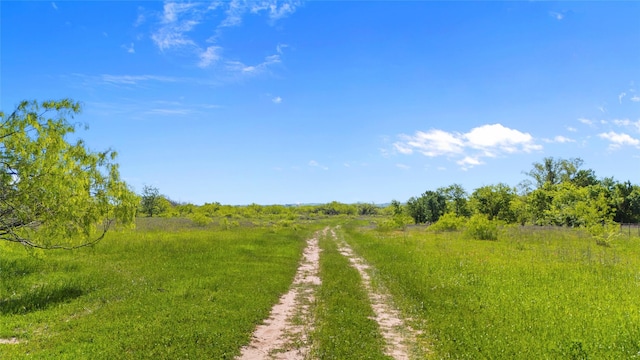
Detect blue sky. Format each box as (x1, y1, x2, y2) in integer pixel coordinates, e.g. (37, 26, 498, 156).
(2, 1, 639, 205)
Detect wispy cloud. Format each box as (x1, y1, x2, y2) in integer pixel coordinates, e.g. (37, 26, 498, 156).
(578, 118, 594, 126)
(68, 73, 221, 89)
(225, 53, 281, 77)
(457, 156, 483, 170)
(619, 92, 627, 104)
(631, 95, 640, 102)
(544, 135, 575, 143)
(218, 0, 301, 27)
(612, 118, 640, 132)
(251, 0, 301, 21)
(394, 123, 541, 169)
(220, 0, 247, 28)
(134, 7, 146, 27)
(151, 2, 201, 51)
(198, 46, 222, 68)
(599, 131, 640, 149)
(276, 43, 288, 54)
(86, 100, 222, 120)
(272, 96, 282, 104)
(100, 74, 179, 85)
(549, 11, 564, 20)
(309, 160, 328, 171)
(396, 163, 410, 170)
(145, 108, 193, 116)
(122, 43, 135, 54)
(149, 0, 299, 72)
(394, 129, 464, 157)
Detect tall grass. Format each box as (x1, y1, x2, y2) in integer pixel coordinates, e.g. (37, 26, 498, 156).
(344, 224, 640, 359)
(0, 219, 315, 359)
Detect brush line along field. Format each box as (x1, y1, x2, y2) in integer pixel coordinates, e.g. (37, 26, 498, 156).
(2, 218, 640, 359)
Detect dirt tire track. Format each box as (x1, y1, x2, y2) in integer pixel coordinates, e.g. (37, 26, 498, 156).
(330, 226, 425, 360)
(237, 228, 325, 360)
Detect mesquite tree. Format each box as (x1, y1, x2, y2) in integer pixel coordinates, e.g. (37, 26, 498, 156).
(0, 99, 138, 249)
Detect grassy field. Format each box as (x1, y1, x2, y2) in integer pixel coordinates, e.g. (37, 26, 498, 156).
(3, 217, 640, 359)
(344, 224, 640, 359)
(1, 218, 317, 359)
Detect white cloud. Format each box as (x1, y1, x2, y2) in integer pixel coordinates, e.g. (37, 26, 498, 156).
(631, 95, 640, 102)
(578, 118, 594, 126)
(51, 2, 58, 10)
(613, 118, 631, 127)
(146, 0, 301, 79)
(151, 24, 197, 51)
(151, 2, 203, 51)
(598, 131, 640, 149)
(394, 123, 541, 169)
(220, 0, 300, 27)
(267, 0, 300, 21)
(613, 118, 640, 132)
(549, 11, 564, 20)
(123, 43, 135, 54)
(220, 0, 246, 27)
(161, 2, 197, 23)
(100, 74, 178, 85)
(276, 43, 288, 54)
(464, 124, 541, 155)
(396, 129, 464, 157)
(134, 9, 146, 27)
(554, 135, 575, 143)
(272, 96, 282, 104)
(145, 108, 193, 116)
(198, 46, 222, 68)
(598, 105, 606, 113)
(457, 156, 483, 170)
(543, 135, 575, 143)
(619, 92, 627, 104)
(225, 53, 281, 76)
(566, 126, 577, 132)
(308, 160, 328, 171)
(249, 0, 301, 21)
(392, 143, 412, 155)
(396, 164, 410, 170)
(149, 1, 298, 73)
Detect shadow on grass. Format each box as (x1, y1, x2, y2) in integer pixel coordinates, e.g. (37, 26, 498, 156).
(0, 284, 85, 315)
(0, 258, 41, 280)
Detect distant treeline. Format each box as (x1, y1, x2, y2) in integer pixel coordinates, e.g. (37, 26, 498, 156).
(140, 158, 640, 230)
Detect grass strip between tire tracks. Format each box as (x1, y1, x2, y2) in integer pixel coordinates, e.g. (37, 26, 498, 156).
(310, 228, 391, 359)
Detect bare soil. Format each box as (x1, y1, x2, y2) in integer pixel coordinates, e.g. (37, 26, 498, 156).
(0, 338, 20, 344)
(236, 228, 323, 359)
(238, 226, 426, 359)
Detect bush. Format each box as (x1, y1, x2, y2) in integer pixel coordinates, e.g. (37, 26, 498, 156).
(189, 213, 212, 227)
(464, 214, 498, 240)
(587, 221, 621, 247)
(430, 213, 467, 231)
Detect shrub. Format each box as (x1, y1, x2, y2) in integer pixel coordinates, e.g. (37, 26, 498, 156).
(189, 213, 212, 227)
(587, 221, 621, 247)
(464, 214, 498, 240)
(430, 212, 467, 231)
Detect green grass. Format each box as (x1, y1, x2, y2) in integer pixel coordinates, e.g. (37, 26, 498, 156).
(310, 229, 391, 359)
(5, 217, 640, 359)
(0, 219, 316, 359)
(343, 224, 640, 359)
